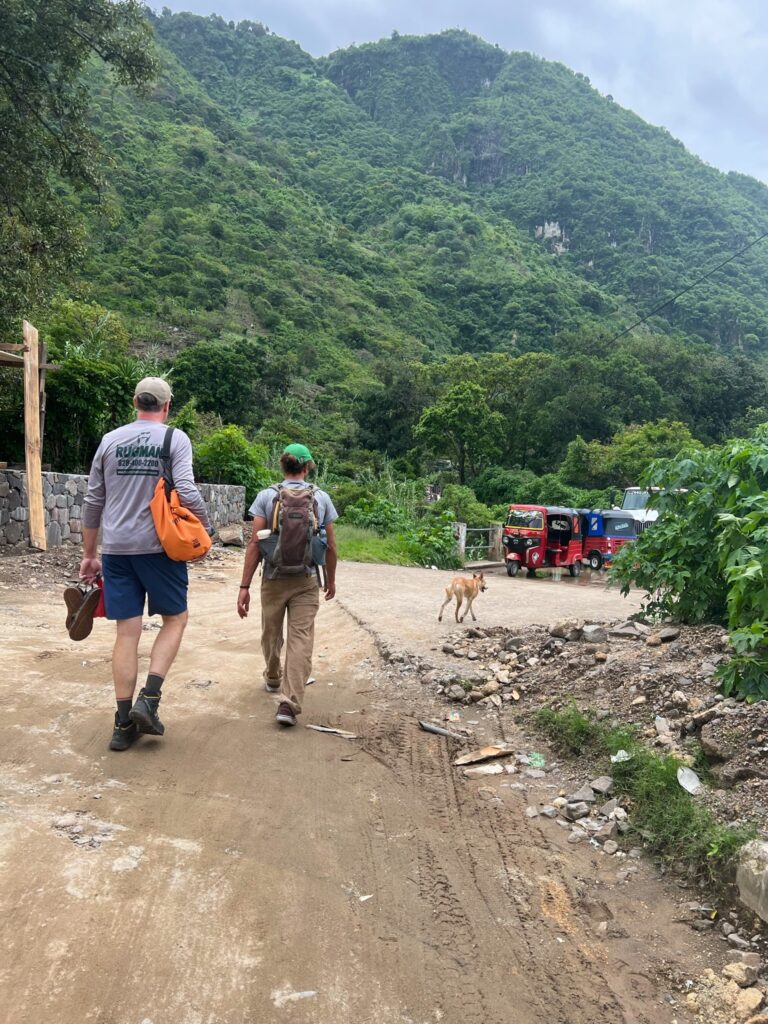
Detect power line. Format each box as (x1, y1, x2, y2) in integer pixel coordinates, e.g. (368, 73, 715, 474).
(610, 230, 768, 344)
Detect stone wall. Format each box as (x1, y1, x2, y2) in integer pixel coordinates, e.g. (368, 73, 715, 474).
(0, 470, 245, 550)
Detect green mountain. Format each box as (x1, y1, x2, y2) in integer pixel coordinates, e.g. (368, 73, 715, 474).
(20, 13, 768, 472)
(324, 31, 768, 351)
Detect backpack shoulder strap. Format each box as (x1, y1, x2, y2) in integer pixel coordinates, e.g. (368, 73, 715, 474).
(160, 425, 175, 461)
(270, 484, 283, 532)
(160, 426, 175, 496)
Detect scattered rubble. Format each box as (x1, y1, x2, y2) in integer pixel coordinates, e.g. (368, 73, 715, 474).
(413, 620, 767, 833)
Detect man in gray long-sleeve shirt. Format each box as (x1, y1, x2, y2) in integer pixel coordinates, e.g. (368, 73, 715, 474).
(80, 376, 213, 752)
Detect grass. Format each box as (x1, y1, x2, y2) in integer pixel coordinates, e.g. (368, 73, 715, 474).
(334, 524, 416, 566)
(533, 703, 756, 886)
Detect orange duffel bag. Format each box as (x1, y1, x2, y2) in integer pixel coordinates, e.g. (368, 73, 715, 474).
(149, 427, 212, 562)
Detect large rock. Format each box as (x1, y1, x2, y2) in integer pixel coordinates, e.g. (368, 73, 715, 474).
(700, 721, 728, 761)
(548, 619, 583, 641)
(582, 624, 608, 644)
(568, 784, 596, 803)
(659, 625, 681, 642)
(723, 963, 760, 988)
(218, 524, 244, 547)
(737, 841, 768, 925)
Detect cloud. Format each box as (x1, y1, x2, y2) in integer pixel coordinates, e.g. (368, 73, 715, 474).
(159, 0, 768, 182)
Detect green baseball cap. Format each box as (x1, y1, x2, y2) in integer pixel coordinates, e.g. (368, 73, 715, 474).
(283, 443, 313, 464)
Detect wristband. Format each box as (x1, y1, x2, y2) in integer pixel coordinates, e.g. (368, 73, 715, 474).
(239, 584, 250, 590)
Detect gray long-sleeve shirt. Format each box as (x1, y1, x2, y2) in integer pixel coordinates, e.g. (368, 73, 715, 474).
(83, 420, 212, 555)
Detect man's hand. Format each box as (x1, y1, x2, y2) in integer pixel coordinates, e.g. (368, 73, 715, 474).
(324, 580, 336, 602)
(79, 557, 102, 584)
(237, 587, 251, 619)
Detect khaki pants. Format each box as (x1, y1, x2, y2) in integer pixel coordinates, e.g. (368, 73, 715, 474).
(260, 575, 320, 714)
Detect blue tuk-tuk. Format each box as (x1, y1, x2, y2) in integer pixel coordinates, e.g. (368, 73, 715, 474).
(582, 510, 639, 571)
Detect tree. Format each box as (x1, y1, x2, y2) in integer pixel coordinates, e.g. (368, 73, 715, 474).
(172, 339, 267, 425)
(415, 381, 504, 483)
(0, 0, 157, 333)
(194, 425, 270, 506)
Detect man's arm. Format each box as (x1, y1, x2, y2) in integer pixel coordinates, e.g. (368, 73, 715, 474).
(170, 432, 213, 532)
(236, 516, 265, 619)
(324, 523, 337, 601)
(80, 445, 105, 582)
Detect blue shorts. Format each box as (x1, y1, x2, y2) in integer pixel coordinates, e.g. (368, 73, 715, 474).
(102, 553, 189, 620)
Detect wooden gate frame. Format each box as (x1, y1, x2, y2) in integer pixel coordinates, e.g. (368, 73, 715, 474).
(0, 320, 59, 550)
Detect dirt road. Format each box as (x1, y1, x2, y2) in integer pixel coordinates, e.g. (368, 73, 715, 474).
(1, 557, 710, 1023)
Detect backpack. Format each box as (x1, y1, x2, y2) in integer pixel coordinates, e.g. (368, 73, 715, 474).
(259, 484, 326, 580)
(149, 427, 212, 562)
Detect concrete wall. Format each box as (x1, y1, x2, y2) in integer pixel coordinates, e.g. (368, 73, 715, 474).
(0, 470, 245, 550)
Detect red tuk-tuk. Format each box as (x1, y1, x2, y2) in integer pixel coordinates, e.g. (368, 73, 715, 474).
(503, 505, 584, 578)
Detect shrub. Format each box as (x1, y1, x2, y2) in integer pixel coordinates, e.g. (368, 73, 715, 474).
(401, 510, 462, 569)
(343, 496, 413, 535)
(427, 484, 496, 527)
(612, 430, 768, 701)
(194, 425, 270, 506)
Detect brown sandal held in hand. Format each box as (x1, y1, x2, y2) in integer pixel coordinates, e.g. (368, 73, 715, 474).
(63, 582, 102, 641)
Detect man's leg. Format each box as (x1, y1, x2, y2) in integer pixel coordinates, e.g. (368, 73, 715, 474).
(261, 580, 290, 691)
(112, 616, 143, 701)
(102, 554, 146, 751)
(148, 612, 189, 677)
(281, 577, 320, 716)
(109, 618, 143, 751)
(130, 555, 189, 737)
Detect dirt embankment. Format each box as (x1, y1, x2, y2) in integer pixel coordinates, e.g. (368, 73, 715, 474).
(1, 552, 765, 1024)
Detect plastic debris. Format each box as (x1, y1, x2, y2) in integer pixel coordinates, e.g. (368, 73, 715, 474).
(271, 989, 318, 1009)
(306, 724, 357, 739)
(453, 745, 514, 766)
(418, 720, 464, 740)
(463, 763, 504, 777)
(677, 766, 702, 794)
(359, 894, 374, 902)
(447, 710, 462, 722)
(611, 749, 633, 763)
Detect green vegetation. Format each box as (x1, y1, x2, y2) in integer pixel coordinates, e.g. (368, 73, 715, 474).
(334, 524, 415, 566)
(4, 12, 768, 586)
(0, 0, 157, 327)
(326, 31, 768, 349)
(613, 426, 768, 702)
(193, 425, 270, 506)
(534, 704, 755, 885)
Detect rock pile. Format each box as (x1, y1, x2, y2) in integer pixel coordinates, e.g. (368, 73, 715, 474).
(423, 619, 768, 828)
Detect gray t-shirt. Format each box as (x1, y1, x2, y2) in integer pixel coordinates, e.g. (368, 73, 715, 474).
(83, 421, 211, 555)
(249, 481, 338, 529)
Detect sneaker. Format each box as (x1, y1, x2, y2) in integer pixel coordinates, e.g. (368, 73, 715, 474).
(109, 715, 139, 751)
(129, 689, 165, 736)
(264, 680, 281, 693)
(275, 702, 297, 727)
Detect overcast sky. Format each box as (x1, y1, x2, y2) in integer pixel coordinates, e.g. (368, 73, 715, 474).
(159, 0, 768, 183)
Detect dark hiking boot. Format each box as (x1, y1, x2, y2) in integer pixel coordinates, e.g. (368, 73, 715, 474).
(109, 715, 139, 751)
(276, 702, 297, 727)
(129, 689, 165, 736)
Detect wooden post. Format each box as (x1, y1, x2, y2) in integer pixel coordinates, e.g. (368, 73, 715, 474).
(489, 524, 504, 562)
(23, 320, 46, 550)
(39, 339, 48, 443)
(453, 521, 467, 562)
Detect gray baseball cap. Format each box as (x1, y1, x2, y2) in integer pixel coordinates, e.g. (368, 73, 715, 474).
(134, 376, 172, 404)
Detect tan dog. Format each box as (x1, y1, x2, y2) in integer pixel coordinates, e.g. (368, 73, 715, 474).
(438, 572, 487, 623)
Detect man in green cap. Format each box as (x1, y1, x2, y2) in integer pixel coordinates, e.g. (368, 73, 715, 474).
(237, 444, 338, 727)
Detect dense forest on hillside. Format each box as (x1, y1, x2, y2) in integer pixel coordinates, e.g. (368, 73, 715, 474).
(3, 11, 768, 496)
